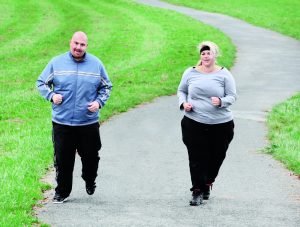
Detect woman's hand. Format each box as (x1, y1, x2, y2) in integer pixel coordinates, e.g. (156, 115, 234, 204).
(183, 102, 193, 112)
(211, 97, 221, 106)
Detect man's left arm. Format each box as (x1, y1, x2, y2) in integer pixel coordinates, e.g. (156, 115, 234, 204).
(96, 65, 113, 108)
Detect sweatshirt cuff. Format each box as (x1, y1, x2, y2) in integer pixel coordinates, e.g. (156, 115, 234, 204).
(218, 97, 223, 108)
(180, 103, 184, 110)
(48, 92, 54, 102)
(96, 99, 103, 108)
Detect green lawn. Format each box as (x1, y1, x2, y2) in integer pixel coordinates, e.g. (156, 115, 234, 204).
(0, 0, 235, 225)
(163, 0, 300, 41)
(163, 0, 300, 175)
(267, 93, 300, 174)
(1, 0, 299, 225)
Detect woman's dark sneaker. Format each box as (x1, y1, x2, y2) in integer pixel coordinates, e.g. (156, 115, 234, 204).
(203, 184, 212, 200)
(190, 189, 203, 206)
(86, 182, 96, 195)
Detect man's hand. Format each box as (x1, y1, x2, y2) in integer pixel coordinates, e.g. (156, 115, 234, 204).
(52, 94, 63, 105)
(88, 101, 100, 112)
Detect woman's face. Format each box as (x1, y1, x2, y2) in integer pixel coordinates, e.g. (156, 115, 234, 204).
(200, 50, 215, 67)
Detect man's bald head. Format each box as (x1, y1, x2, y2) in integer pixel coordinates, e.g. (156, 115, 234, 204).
(70, 31, 88, 60)
(72, 31, 88, 43)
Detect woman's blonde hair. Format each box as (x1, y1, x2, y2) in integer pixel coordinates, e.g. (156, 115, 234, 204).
(196, 41, 220, 66)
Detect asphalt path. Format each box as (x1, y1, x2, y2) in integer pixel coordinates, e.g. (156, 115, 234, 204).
(37, 1, 300, 226)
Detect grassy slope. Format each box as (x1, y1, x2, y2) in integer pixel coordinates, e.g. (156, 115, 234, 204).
(163, 0, 300, 175)
(163, 0, 300, 40)
(0, 0, 235, 225)
(266, 94, 300, 174)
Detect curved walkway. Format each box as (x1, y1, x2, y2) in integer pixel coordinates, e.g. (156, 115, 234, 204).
(37, 1, 300, 226)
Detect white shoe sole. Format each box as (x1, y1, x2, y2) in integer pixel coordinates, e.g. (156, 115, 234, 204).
(53, 197, 68, 204)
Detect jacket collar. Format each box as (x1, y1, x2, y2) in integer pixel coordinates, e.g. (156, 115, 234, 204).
(68, 51, 87, 62)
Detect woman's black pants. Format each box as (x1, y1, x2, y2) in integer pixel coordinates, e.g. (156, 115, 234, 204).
(52, 122, 101, 197)
(181, 116, 234, 191)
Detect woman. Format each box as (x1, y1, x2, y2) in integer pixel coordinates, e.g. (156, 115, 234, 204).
(177, 41, 237, 206)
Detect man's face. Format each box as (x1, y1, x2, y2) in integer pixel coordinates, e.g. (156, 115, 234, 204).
(70, 34, 88, 59)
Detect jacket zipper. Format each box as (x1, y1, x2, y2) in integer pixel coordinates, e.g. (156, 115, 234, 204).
(71, 62, 79, 124)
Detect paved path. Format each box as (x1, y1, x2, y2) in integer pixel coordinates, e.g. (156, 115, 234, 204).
(37, 1, 300, 226)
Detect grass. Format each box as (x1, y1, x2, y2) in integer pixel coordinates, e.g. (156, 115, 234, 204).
(163, 0, 300, 41)
(0, 0, 235, 225)
(266, 94, 300, 174)
(163, 0, 300, 175)
(1, 0, 299, 225)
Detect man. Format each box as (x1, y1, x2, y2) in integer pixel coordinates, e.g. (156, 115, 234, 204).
(37, 31, 112, 204)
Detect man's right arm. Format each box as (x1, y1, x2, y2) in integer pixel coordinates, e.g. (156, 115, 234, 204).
(36, 61, 55, 102)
